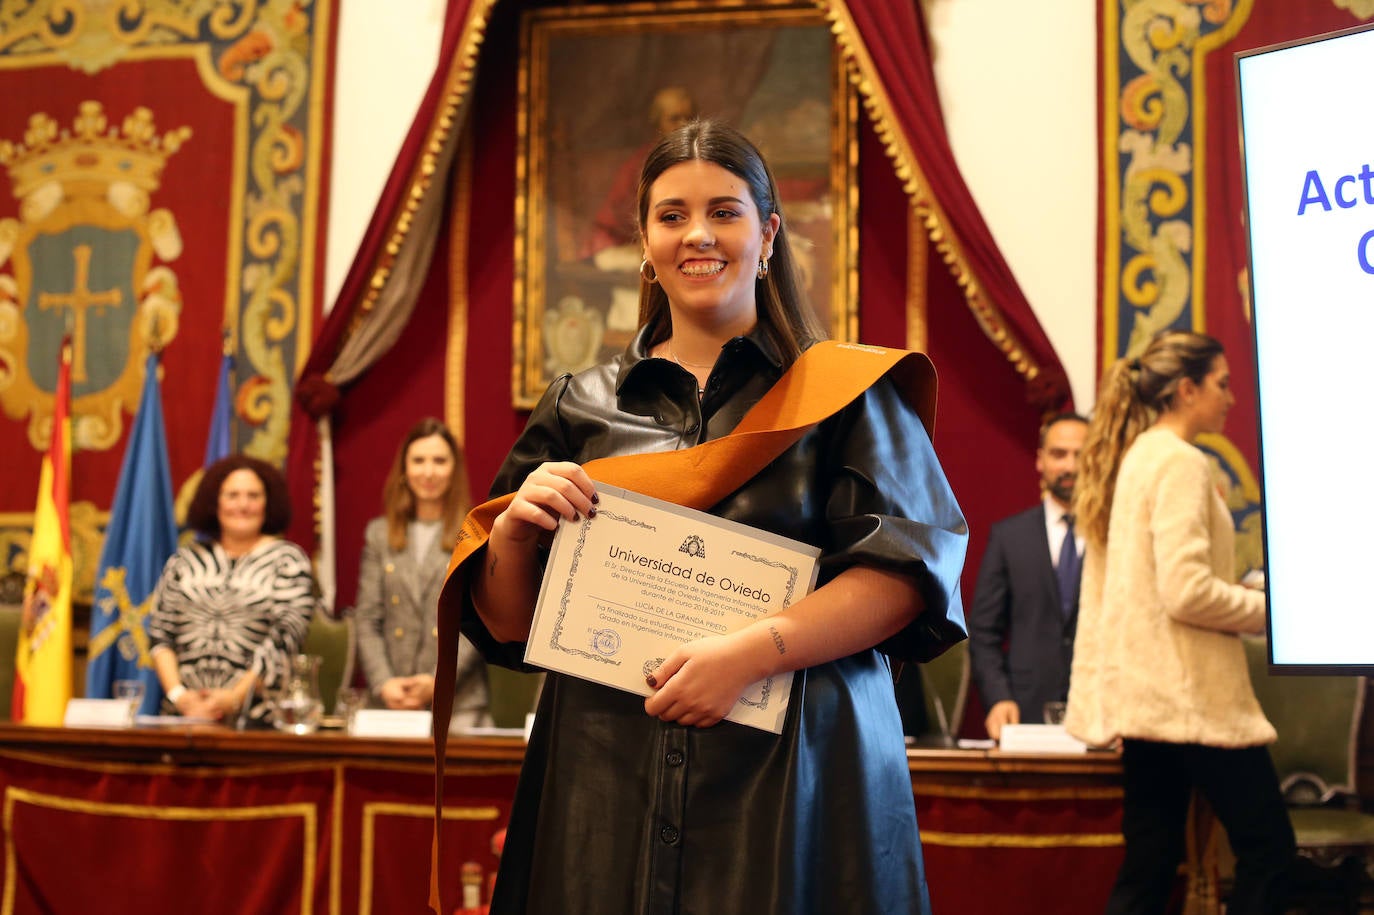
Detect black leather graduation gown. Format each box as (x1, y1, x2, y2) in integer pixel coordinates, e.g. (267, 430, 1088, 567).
(462, 325, 968, 915)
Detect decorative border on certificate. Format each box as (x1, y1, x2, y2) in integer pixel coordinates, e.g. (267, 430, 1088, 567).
(525, 483, 821, 733)
(547, 513, 636, 666)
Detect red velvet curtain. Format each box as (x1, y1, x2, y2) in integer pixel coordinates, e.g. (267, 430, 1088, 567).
(837, 2, 1070, 405)
(285, 2, 480, 557)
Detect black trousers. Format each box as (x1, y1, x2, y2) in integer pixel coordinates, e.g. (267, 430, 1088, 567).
(1106, 739, 1297, 915)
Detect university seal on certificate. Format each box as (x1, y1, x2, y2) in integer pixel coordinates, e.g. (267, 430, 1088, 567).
(524, 482, 821, 733)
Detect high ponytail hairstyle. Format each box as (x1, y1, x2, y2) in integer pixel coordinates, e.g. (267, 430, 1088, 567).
(1074, 330, 1224, 546)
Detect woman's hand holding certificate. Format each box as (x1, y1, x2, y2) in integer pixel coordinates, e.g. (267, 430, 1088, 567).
(524, 482, 820, 733)
(642, 632, 770, 729)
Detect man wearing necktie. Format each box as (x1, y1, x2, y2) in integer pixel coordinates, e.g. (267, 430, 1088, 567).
(968, 413, 1089, 740)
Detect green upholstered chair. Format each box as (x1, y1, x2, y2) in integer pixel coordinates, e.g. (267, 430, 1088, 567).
(1245, 637, 1364, 804)
(1245, 637, 1374, 847)
(1192, 639, 1374, 913)
(1242, 636, 1374, 909)
(0, 605, 20, 722)
(919, 639, 969, 741)
(302, 610, 356, 715)
(487, 667, 543, 729)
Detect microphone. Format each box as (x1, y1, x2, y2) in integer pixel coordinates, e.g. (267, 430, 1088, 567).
(918, 665, 956, 748)
(930, 685, 951, 741)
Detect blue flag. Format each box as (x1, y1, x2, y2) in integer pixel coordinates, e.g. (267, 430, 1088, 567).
(86, 353, 179, 715)
(203, 351, 233, 467)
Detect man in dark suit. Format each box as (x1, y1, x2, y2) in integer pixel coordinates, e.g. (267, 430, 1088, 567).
(969, 412, 1088, 740)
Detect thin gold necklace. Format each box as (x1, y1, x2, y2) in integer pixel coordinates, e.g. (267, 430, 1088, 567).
(665, 341, 709, 399)
(668, 340, 714, 369)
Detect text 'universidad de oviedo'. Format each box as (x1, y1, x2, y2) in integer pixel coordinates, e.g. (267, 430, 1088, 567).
(607, 545, 773, 603)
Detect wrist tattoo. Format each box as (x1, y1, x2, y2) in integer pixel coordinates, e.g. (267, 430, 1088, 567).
(767, 625, 787, 655)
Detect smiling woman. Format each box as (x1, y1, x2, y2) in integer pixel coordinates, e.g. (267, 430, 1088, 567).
(463, 120, 968, 915)
(148, 454, 316, 724)
(640, 160, 782, 383)
(353, 418, 491, 724)
(632, 123, 821, 390)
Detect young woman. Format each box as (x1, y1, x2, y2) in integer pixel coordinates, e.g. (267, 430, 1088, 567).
(355, 418, 491, 727)
(462, 121, 967, 914)
(1066, 331, 1295, 913)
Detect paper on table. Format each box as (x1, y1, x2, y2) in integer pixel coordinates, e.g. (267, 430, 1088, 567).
(64, 698, 136, 728)
(134, 714, 219, 726)
(349, 709, 432, 738)
(997, 724, 1088, 755)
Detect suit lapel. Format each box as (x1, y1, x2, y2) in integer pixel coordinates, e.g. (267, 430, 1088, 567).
(1028, 504, 1059, 605)
(393, 525, 450, 612)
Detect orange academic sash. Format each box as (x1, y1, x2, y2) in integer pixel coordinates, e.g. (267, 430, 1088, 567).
(428, 340, 938, 912)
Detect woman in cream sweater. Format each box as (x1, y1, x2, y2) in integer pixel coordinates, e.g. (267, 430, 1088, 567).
(1065, 331, 1294, 913)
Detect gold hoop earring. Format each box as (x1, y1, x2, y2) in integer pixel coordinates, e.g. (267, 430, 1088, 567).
(756, 257, 769, 279)
(640, 259, 658, 284)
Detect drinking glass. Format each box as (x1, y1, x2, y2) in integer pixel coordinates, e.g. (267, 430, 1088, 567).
(335, 686, 368, 735)
(113, 679, 145, 725)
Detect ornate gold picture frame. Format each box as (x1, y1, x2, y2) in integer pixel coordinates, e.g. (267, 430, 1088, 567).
(513, 1, 858, 408)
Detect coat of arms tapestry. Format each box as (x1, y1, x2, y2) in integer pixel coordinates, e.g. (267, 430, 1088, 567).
(0, 1, 336, 600)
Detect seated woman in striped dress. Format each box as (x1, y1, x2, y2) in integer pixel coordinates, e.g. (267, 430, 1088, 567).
(150, 455, 317, 721)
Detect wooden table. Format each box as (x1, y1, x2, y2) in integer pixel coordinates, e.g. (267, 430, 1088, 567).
(0, 720, 527, 767)
(0, 724, 1124, 914)
(903, 745, 1125, 912)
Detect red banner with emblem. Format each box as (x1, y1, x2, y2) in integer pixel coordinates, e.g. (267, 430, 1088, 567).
(0, 3, 336, 601)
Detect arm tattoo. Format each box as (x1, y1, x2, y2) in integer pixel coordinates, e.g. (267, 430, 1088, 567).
(767, 625, 787, 655)
(488, 555, 498, 577)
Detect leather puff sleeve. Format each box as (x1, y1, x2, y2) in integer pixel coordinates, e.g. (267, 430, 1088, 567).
(816, 377, 969, 662)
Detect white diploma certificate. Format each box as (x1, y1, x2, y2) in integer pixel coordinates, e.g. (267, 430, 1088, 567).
(524, 482, 821, 734)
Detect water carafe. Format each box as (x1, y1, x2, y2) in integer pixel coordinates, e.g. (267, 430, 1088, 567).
(271, 653, 324, 735)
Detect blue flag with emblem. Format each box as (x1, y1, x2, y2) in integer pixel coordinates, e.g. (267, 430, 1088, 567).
(203, 350, 233, 467)
(85, 352, 179, 715)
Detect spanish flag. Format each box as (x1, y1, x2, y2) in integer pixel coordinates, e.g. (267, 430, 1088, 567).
(13, 338, 74, 724)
